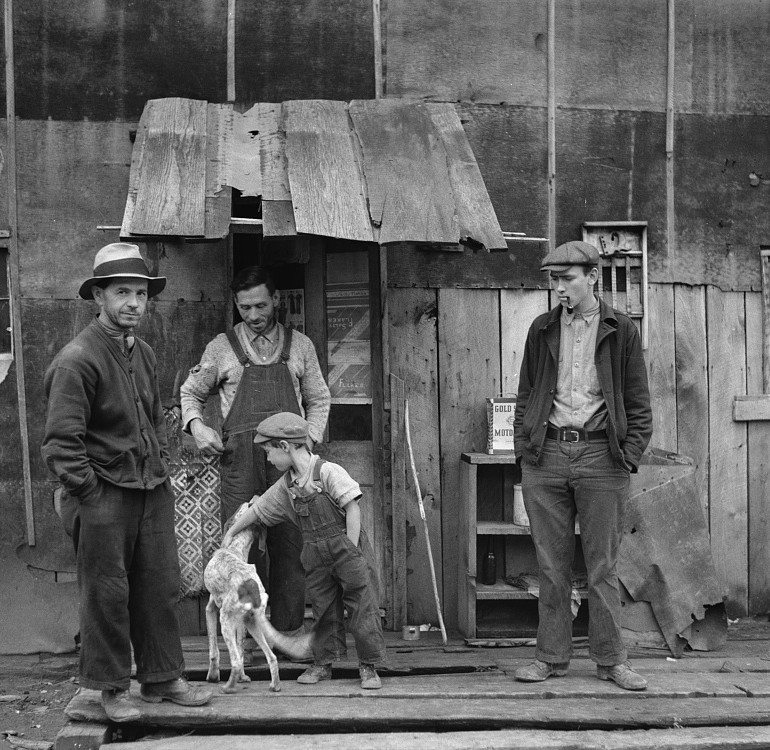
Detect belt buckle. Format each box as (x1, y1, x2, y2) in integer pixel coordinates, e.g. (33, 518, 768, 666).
(561, 428, 581, 443)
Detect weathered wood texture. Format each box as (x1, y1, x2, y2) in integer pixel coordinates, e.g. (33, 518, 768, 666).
(124, 99, 232, 238)
(437, 289, 501, 630)
(672, 114, 770, 292)
(389, 375, 407, 629)
(674, 285, 710, 521)
(390, 278, 766, 629)
(387, 240, 547, 290)
(707, 288, 748, 616)
(386, 0, 770, 114)
(457, 104, 549, 239)
(388, 289, 442, 625)
(555, 109, 667, 260)
(234, 0, 374, 103)
(646, 284, 677, 450)
(14, 0, 228, 120)
(350, 100, 458, 246)
(284, 100, 373, 242)
(745, 294, 770, 613)
(81, 726, 770, 750)
(61, 686, 770, 732)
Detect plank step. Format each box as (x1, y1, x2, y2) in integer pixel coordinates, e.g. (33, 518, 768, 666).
(62, 725, 770, 750)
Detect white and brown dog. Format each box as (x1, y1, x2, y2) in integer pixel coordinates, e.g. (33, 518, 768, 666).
(204, 503, 313, 693)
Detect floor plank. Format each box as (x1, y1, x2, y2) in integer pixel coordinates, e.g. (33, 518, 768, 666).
(103, 725, 770, 750)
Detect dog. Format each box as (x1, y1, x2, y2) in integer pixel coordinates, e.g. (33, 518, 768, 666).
(204, 502, 313, 692)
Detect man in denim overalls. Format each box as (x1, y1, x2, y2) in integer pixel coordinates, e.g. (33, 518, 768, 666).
(181, 267, 330, 635)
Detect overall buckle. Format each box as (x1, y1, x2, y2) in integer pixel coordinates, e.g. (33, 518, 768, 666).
(561, 428, 581, 443)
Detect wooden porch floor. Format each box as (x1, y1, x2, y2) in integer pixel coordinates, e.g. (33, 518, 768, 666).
(59, 619, 770, 749)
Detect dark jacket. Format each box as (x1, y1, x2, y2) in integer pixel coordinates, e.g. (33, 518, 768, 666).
(41, 319, 169, 498)
(514, 298, 652, 472)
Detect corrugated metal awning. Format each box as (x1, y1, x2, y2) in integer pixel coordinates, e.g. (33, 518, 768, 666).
(121, 97, 507, 251)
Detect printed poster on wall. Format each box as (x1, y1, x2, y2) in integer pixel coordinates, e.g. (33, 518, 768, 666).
(278, 289, 305, 334)
(326, 281, 371, 402)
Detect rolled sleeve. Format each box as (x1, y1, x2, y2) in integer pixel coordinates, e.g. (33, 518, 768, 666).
(320, 461, 361, 510)
(250, 482, 298, 527)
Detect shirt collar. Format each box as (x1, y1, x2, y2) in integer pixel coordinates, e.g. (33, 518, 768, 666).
(563, 299, 600, 325)
(247, 320, 279, 345)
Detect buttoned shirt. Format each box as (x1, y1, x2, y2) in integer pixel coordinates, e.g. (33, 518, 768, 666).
(549, 301, 607, 430)
(180, 322, 330, 444)
(250, 454, 362, 528)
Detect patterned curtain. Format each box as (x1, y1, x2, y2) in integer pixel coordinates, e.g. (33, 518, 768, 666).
(165, 407, 222, 597)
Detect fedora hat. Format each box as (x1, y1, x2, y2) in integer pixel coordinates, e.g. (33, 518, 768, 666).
(79, 242, 166, 300)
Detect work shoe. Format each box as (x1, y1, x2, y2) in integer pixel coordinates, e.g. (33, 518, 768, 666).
(297, 663, 332, 684)
(514, 659, 569, 682)
(597, 661, 648, 691)
(139, 677, 212, 705)
(359, 663, 382, 690)
(101, 688, 141, 723)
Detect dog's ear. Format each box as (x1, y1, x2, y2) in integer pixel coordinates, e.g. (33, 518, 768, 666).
(237, 580, 262, 609)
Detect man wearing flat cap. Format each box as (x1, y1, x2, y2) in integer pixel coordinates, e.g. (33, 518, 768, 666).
(513, 240, 652, 691)
(41, 243, 211, 722)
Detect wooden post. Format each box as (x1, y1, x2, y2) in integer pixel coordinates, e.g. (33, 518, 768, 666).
(389, 375, 407, 629)
(5, 0, 35, 545)
(666, 0, 676, 262)
(373, 0, 383, 99)
(227, 0, 236, 102)
(733, 248, 770, 421)
(546, 0, 556, 253)
(762, 249, 770, 394)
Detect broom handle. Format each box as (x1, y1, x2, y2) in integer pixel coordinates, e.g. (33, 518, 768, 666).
(404, 400, 448, 645)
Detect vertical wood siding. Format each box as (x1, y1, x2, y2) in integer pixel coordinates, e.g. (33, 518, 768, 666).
(396, 282, 769, 629)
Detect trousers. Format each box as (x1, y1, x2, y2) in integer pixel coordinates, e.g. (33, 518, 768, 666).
(220, 429, 305, 633)
(64, 479, 185, 690)
(521, 437, 629, 667)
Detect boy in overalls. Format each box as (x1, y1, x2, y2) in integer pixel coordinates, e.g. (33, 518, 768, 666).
(223, 412, 386, 689)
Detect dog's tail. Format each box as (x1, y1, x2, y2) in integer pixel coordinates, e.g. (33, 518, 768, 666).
(238, 580, 315, 662)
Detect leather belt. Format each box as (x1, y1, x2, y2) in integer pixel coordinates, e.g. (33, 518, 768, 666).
(546, 426, 608, 443)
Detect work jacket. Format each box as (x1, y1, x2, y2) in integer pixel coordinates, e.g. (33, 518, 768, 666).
(513, 298, 652, 472)
(41, 319, 170, 499)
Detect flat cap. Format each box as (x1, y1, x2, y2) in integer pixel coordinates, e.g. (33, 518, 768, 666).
(540, 241, 600, 272)
(253, 412, 310, 444)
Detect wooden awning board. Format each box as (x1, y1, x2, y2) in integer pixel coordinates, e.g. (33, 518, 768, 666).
(121, 97, 506, 250)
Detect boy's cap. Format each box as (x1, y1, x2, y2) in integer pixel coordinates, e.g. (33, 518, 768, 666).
(540, 241, 600, 272)
(253, 412, 309, 444)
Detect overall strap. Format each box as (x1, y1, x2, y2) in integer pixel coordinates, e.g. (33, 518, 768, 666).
(312, 458, 326, 483)
(279, 326, 293, 363)
(285, 459, 326, 497)
(225, 328, 251, 367)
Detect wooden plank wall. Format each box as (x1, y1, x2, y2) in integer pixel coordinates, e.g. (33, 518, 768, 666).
(394, 281, 770, 630)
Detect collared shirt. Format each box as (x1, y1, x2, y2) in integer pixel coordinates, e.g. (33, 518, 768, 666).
(250, 454, 362, 528)
(549, 301, 608, 430)
(249, 322, 280, 363)
(180, 322, 331, 444)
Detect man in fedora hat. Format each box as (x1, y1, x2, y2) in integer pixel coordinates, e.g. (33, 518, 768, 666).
(42, 242, 211, 722)
(513, 241, 652, 691)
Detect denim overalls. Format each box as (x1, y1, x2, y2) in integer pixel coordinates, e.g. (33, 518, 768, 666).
(219, 325, 305, 632)
(289, 459, 386, 665)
